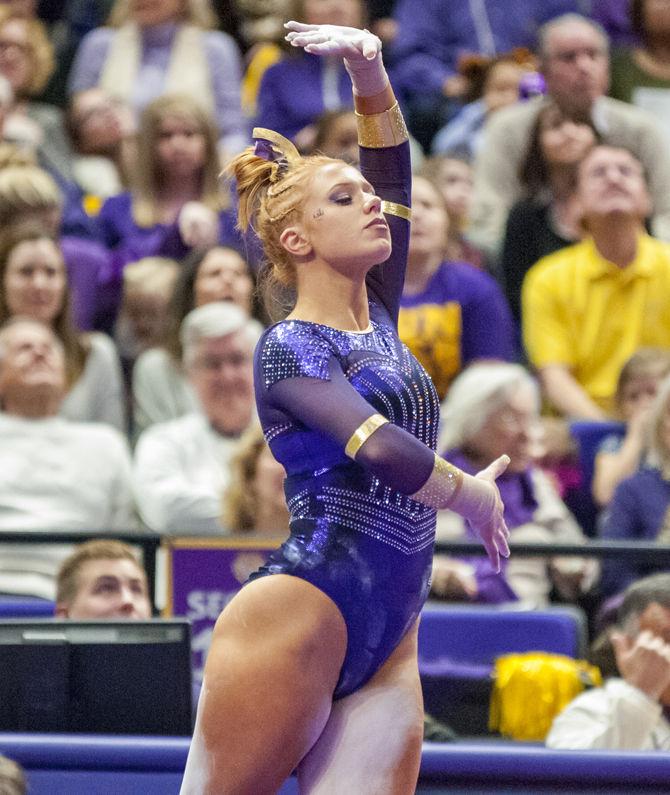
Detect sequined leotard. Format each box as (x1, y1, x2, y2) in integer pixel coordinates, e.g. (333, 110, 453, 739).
(250, 141, 440, 698)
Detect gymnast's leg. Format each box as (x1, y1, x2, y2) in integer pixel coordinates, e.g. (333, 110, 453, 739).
(180, 574, 347, 795)
(297, 621, 424, 795)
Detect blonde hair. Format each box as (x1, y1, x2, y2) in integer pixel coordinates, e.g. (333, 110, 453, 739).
(131, 93, 224, 228)
(227, 147, 339, 319)
(107, 0, 218, 28)
(0, 7, 54, 96)
(0, 165, 62, 226)
(222, 423, 269, 532)
(122, 257, 180, 300)
(615, 347, 670, 411)
(56, 539, 146, 606)
(645, 374, 670, 477)
(0, 221, 87, 387)
(411, 172, 451, 258)
(0, 144, 35, 170)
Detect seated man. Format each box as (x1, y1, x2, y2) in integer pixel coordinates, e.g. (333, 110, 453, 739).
(54, 539, 152, 620)
(546, 573, 670, 750)
(0, 317, 136, 597)
(470, 13, 670, 255)
(522, 145, 670, 419)
(133, 302, 257, 535)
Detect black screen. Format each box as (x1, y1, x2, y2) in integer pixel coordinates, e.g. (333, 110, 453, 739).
(0, 619, 192, 735)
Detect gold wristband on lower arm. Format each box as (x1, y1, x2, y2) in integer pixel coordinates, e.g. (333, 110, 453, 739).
(355, 101, 409, 148)
(345, 414, 390, 459)
(381, 200, 412, 222)
(411, 453, 463, 508)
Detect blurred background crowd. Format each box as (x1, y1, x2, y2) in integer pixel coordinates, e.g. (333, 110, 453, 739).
(2, 0, 670, 680)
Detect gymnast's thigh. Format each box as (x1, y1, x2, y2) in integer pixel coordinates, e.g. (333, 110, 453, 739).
(185, 574, 348, 795)
(297, 621, 424, 795)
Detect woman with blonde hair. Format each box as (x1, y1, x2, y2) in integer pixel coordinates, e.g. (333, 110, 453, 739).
(181, 21, 509, 793)
(222, 422, 289, 537)
(0, 6, 75, 180)
(0, 163, 113, 331)
(94, 93, 249, 324)
(68, 0, 248, 156)
(0, 221, 126, 430)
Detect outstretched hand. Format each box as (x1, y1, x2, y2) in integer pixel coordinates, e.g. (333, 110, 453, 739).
(285, 21, 381, 62)
(285, 21, 388, 97)
(471, 454, 511, 572)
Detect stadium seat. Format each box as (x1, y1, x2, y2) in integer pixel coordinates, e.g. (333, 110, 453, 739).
(418, 604, 588, 735)
(567, 420, 626, 536)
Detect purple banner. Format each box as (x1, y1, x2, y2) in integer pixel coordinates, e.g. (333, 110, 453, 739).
(166, 540, 278, 682)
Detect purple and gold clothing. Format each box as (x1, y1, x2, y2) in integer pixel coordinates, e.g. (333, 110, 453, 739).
(92, 192, 251, 330)
(399, 261, 516, 400)
(251, 141, 442, 698)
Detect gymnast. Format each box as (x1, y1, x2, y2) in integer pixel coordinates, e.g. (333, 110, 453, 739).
(180, 21, 510, 794)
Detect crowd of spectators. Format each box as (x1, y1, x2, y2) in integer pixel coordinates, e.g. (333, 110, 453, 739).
(2, 0, 670, 753)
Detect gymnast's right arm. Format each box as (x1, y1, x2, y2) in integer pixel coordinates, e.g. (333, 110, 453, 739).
(264, 357, 510, 569)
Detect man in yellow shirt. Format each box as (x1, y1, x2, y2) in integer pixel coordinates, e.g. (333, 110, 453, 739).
(522, 145, 670, 419)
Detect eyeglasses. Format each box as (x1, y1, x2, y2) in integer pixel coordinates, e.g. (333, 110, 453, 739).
(193, 353, 252, 372)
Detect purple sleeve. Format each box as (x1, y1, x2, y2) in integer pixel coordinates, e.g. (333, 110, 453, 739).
(204, 31, 249, 153)
(599, 478, 644, 597)
(460, 269, 517, 364)
(389, 0, 455, 96)
(264, 357, 435, 493)
(389, 0, 580, 100)
(254, 62, 293, 138)
(472, 558, 519, 603)
(67, 27, 110, 95)
(360, 141, 412, 329)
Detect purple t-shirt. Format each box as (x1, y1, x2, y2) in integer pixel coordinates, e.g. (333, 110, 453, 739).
(91, 192, 251, 330)
(399, 261, 516, 399)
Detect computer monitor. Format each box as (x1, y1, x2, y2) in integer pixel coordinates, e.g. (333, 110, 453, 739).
(0, 618, 192, 735)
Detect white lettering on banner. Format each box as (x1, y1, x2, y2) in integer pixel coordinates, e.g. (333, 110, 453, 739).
(186, 590, 237, 621)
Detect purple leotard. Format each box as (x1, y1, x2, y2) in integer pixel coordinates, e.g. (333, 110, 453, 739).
(250, 140, 440, 698)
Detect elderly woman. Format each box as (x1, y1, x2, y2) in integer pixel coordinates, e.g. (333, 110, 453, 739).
(600, 374, 670, 598)
(433, 362, 596, 607)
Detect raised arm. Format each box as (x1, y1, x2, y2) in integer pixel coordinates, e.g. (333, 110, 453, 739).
(285, 22, 411, 327)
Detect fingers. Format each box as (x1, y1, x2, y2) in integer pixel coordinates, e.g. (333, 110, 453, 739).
(482, 454, 511, 481)
(361, 35, 380, 60)
(284, 21, 318, 32)
(483, 535, 500, 573)
(480, 519, 509, 571)
(284, 22, 379, 61)
(496, 520, 511, 559)
(610, 630, 632, 659)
